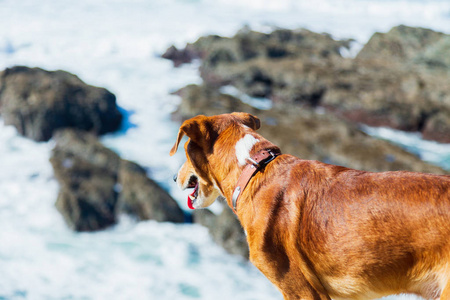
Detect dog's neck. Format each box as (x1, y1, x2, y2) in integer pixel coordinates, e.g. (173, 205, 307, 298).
(231, 148, 280, 212)
(212, 130, 281, 211)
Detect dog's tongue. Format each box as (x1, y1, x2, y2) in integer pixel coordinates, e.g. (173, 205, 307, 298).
(187, 183, 198, 210)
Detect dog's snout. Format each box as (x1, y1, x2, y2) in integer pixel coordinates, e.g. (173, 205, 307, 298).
(173, 174, 178, 182)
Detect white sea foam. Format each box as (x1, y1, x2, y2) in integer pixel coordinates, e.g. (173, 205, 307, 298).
(361, 125, 450, 171)
(220, 85, 273, 110)
(0, 0, 449, 299)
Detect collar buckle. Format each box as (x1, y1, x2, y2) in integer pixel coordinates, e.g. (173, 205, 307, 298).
(232, 149, 280, 212)
(245, 157, 260, 168)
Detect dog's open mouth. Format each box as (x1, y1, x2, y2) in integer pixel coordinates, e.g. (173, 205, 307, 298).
(187, 175, 199, 209)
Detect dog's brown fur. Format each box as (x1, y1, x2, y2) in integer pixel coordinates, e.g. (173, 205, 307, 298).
(170, 113, 450, 300)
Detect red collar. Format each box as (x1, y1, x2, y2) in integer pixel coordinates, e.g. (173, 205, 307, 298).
(231, 149, 280, 212)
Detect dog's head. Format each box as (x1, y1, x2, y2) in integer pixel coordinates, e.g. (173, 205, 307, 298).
(170, 113, 260, 209)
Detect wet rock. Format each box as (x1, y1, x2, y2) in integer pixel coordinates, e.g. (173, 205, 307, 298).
(196, 27, 348, 62)
(0, 66, 122, 142)
(422, 110, 450, 143)
(417, 36, 450, 70)
(50, 129, 184, 231)
(118, 160, 184, 223)
(193, 205, 249, 259)
(321, 61, 431, 131)
(50, 130, 120, 231)
(356, 25, 445, 64)
(172, 84, 259, 122)
(326, 26, 450, 141)
(161, 45, 200, 67)
(164, 27, 349, 100)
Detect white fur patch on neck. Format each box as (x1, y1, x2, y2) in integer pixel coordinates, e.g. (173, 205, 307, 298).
(235, 134, 259, 166)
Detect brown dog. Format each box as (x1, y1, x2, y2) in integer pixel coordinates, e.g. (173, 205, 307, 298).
(170, 112, 450, 300)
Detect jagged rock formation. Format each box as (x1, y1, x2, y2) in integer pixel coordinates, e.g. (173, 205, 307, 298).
(0, 66, 123, 141)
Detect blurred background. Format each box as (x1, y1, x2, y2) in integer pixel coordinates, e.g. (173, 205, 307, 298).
(1, 0, 449, 299)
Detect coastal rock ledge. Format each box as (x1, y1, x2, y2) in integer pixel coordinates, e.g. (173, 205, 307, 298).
(0, 66, 123, 141)
(163, 25, 450, 143)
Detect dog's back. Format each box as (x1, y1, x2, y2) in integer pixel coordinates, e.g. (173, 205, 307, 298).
(245, 156, 450, 300)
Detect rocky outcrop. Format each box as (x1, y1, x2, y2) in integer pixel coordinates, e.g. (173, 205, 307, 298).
(192, 27, 349, 64)
(50, 129, 184, 231)
(164, 26, 450, 143)
(118, 160, 185, 223)
(161, 45, 200, 67)
(320, 58, 450, 138)
(0, 66, 123, 141)
(50, 130, 120, 231)
(356, 25, 445, 64)
(337, 25, 450, 142)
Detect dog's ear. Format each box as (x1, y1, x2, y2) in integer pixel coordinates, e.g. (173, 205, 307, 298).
(232, 112, 261, 130)
(170, 115, 210, 156)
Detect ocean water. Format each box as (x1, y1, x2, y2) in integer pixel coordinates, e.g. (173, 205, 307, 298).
(1, 0, 449, 299)
(361, 126, 450, 171)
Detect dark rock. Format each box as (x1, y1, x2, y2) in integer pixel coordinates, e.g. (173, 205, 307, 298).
(50, 129, 184, 231)
(356, 25, 445, 64)
(0, 66, 122, 142)
(164, 28, 349, 68)
(321, 61, 430, 131)
(172, 84, 259, 122)
(422, 110, 450, 143)
(161, 45, 200, 67)
(118, 160, 184, 223)
(194, 28, 348, 91)
(417, 36, 450, 69)
(326, 27, 450, 142)
(193, 205, 249, 259)
(50, 130, 120, 231)
(166, 28, 350, 107)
